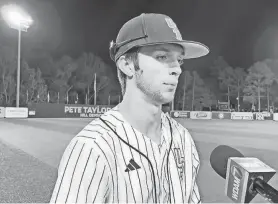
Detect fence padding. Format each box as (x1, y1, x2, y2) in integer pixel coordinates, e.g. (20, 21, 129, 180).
(260, 112, 273, 120)
(170, 111, 190, 118)
(5, 107, 28, 118)
(231, 112, 253, 120)
(274, 113, 278, 121)
(190, 111, 212, 119)
(0, 107, 5, 118)
(212, 112, 231, 119)
(28, 103, 65, 118)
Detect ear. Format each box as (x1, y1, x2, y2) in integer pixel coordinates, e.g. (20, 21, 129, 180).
(117, 56, 134, 78)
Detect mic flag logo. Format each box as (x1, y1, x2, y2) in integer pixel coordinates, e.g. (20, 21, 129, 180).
(226, 160, 246, 203)
(230, 165, 243, 201)
(231, 165, 243, 180)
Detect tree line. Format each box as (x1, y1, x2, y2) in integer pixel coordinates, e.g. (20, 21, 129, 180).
(175, 56, 278, 112)
(0, 45, 120, 107)
(0, 44, 278, 112)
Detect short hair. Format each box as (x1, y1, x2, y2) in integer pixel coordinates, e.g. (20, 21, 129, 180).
(116, 47, 140, 96)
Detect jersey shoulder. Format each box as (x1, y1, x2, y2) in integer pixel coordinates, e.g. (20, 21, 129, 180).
(73, 107, 125, 157)
(76, 107, 123, 140)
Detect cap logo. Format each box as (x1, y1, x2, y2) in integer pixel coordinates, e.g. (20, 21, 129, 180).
(165, 18, 182, 41)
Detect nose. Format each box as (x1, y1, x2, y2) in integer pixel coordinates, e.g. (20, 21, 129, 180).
(169, 65, 182, 77)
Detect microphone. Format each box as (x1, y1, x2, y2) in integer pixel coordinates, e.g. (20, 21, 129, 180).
(210, 145, 278, 203)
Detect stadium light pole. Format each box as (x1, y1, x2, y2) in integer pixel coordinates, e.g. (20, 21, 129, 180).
(1, 4, 33, 107)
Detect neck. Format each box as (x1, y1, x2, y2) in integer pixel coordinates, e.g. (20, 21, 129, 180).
(118, 89, 162, 138)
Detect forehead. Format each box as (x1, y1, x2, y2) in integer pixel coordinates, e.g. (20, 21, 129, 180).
(139, 44, 184, 55)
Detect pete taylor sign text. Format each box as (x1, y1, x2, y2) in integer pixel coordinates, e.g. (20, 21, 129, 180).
(64, 105, 112, 118)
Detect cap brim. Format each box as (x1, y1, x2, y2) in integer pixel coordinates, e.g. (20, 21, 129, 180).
(179, 40, 210, 59)
(136, 40, 209, 59)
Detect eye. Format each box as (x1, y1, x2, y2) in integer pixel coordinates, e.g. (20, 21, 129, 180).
(156, 55, 167, 61)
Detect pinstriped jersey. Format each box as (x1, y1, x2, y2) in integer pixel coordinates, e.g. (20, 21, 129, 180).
(50, 106, 201, 203)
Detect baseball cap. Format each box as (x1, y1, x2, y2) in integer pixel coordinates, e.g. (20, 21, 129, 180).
(109, 13, 209, 62)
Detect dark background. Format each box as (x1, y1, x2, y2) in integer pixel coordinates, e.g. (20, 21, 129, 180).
(1, 0, 278, 72)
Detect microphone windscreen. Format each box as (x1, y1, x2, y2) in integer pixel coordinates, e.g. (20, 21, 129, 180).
(210, 145, 244, 178)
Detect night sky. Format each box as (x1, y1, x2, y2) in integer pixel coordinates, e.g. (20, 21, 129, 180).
(1, 0, 278, 75)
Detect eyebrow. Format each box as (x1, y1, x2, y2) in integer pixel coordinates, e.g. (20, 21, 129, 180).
(153, 46, 185, 56)
(153, 47, 170, 52)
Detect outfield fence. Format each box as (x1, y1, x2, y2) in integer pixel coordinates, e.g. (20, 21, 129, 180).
(0, 104, 278, 121)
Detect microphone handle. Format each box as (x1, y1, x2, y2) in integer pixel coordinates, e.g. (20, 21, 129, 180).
(253, 177, 278, 203)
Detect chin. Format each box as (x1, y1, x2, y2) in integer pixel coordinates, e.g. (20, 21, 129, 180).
(159, 92, 175, 104)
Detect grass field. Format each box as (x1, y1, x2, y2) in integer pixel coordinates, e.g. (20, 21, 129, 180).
(0, 117, 277, 203)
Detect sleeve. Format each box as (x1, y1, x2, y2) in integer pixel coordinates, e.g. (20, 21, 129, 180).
(50, 137, 111, 204)
(189, 133, 201, 204)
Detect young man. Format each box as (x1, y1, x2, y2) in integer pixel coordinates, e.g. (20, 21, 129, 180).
(50, 13, 209, 203)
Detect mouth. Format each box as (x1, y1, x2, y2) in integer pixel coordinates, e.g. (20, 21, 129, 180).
(163, 82, 177, 87)
(163, 83, 177, 91)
